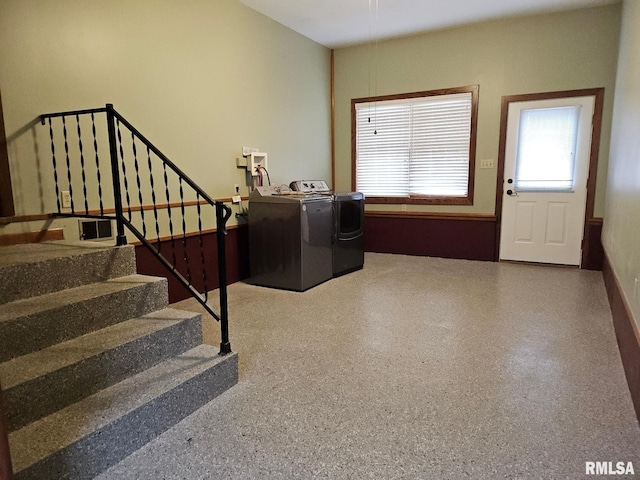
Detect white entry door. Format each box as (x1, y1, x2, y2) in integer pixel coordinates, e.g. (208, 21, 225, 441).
(499, 96, 595, 265)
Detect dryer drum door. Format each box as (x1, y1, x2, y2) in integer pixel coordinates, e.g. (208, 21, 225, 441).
(336, 199, 364, 240)
(333, 192, 365, 277)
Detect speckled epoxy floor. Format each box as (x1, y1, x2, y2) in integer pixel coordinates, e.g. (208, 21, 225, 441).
(97, 253, 640, 479)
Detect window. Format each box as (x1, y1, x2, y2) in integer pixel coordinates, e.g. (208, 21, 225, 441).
(352, 85, 478, 205)
(514, 106, 580, 191)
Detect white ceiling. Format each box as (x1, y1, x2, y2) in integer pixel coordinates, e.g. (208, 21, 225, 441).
(238, 0, 619, 48)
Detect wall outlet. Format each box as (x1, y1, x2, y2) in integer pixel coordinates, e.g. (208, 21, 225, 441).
(232, 184, 241, 203)
(480, 159, 494, 169)
(61, 191, 71, 208)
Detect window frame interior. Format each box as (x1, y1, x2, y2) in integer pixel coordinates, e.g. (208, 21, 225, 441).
(351, 85, 479, 205)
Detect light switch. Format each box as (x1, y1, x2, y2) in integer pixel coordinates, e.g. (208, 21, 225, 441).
(480, 159, 494, 169)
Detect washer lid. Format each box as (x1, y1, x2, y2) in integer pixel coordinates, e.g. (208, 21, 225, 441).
(249, 187, 332, 204)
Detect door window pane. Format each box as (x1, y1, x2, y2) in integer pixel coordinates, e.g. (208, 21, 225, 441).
(515, 106, 581, 191)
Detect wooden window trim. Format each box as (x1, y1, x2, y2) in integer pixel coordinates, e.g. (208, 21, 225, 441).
(351, 85, 478, 206)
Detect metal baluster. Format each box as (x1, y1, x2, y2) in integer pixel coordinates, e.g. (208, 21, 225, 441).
(48, 118, 61, 213)
(41, 105, 232, 340)
(132, 134, 146, 237)
(62, 116, 75, 213)
(106, 104, 127, 246)
(116, 118, 132, 221)
(91, 113, 104, 215)
(147, 146, 161, 249)
(163, 163, 177, 267)
(196, 193, 209, 302)
(179, 177, 192, 286)
(76, 115, 89, 213)
(216, 202, 232, 355)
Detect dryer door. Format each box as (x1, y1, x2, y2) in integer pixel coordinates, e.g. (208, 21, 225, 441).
(335, 193, 364, 240)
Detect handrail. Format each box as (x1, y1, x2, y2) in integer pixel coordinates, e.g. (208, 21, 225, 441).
(40, 104, 232, 355)
(40, 107, 107, 120)
(109, 107, 219, 208)
(41, 105, 219, 209)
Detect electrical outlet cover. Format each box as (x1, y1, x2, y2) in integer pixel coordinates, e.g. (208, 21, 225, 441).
(61, 191, 71, 208)
(242, 146, 259, 156)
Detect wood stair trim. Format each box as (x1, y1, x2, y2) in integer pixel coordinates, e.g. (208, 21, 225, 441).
(0, 228, 63, 247)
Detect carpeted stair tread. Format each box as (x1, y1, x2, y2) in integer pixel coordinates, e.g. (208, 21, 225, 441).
(0, 308, 197, 389)
(0, 274, 168, 362)
(10, 345, 238, 479)
(0, 241, 136, 304)
(0, 308, 203, 431)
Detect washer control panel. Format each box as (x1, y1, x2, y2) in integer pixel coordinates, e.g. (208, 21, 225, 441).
(289, 180, 330, 193)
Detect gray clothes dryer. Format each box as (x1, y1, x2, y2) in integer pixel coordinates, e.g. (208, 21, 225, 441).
(332, 191, 365, 276)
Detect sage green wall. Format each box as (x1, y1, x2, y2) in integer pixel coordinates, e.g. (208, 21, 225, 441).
(334, 5, 621, 215)
(0, 0, 330, 234)
(603, 0, 640, 326)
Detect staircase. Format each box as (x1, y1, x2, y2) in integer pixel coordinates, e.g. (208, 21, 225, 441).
(0, 241, 238, 479)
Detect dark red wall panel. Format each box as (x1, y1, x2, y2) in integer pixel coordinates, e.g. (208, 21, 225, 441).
(137, 214, 601, 304)
(603, 252, 640, 423)
(583, 219, 604, 271)
(364, 214, 496, 261)
(135, 225, 249, 304)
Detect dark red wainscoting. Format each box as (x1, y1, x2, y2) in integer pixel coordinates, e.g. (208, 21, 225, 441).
(135, 225, 249, 304)
(364, 213, 497, 262)
(602, 252, 640, 424)
(582, 218, 604, 271)
(135, 214, 603, 305)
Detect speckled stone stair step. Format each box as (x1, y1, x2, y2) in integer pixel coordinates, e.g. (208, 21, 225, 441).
(0, 241, 136, 305)
(10, 344, 238, 480)
(0, 274, 168, 362)
(0, 308, 203, 432)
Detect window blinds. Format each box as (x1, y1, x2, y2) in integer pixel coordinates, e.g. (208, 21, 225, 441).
(355, 92, 472, 197)
(515, 106, 580, 191)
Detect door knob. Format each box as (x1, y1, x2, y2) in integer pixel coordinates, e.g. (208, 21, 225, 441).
(507, 178, 513, 184)
(507, 189, 515, 196)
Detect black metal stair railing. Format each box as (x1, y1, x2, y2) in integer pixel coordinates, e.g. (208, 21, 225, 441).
(40, 104, 232, 355)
